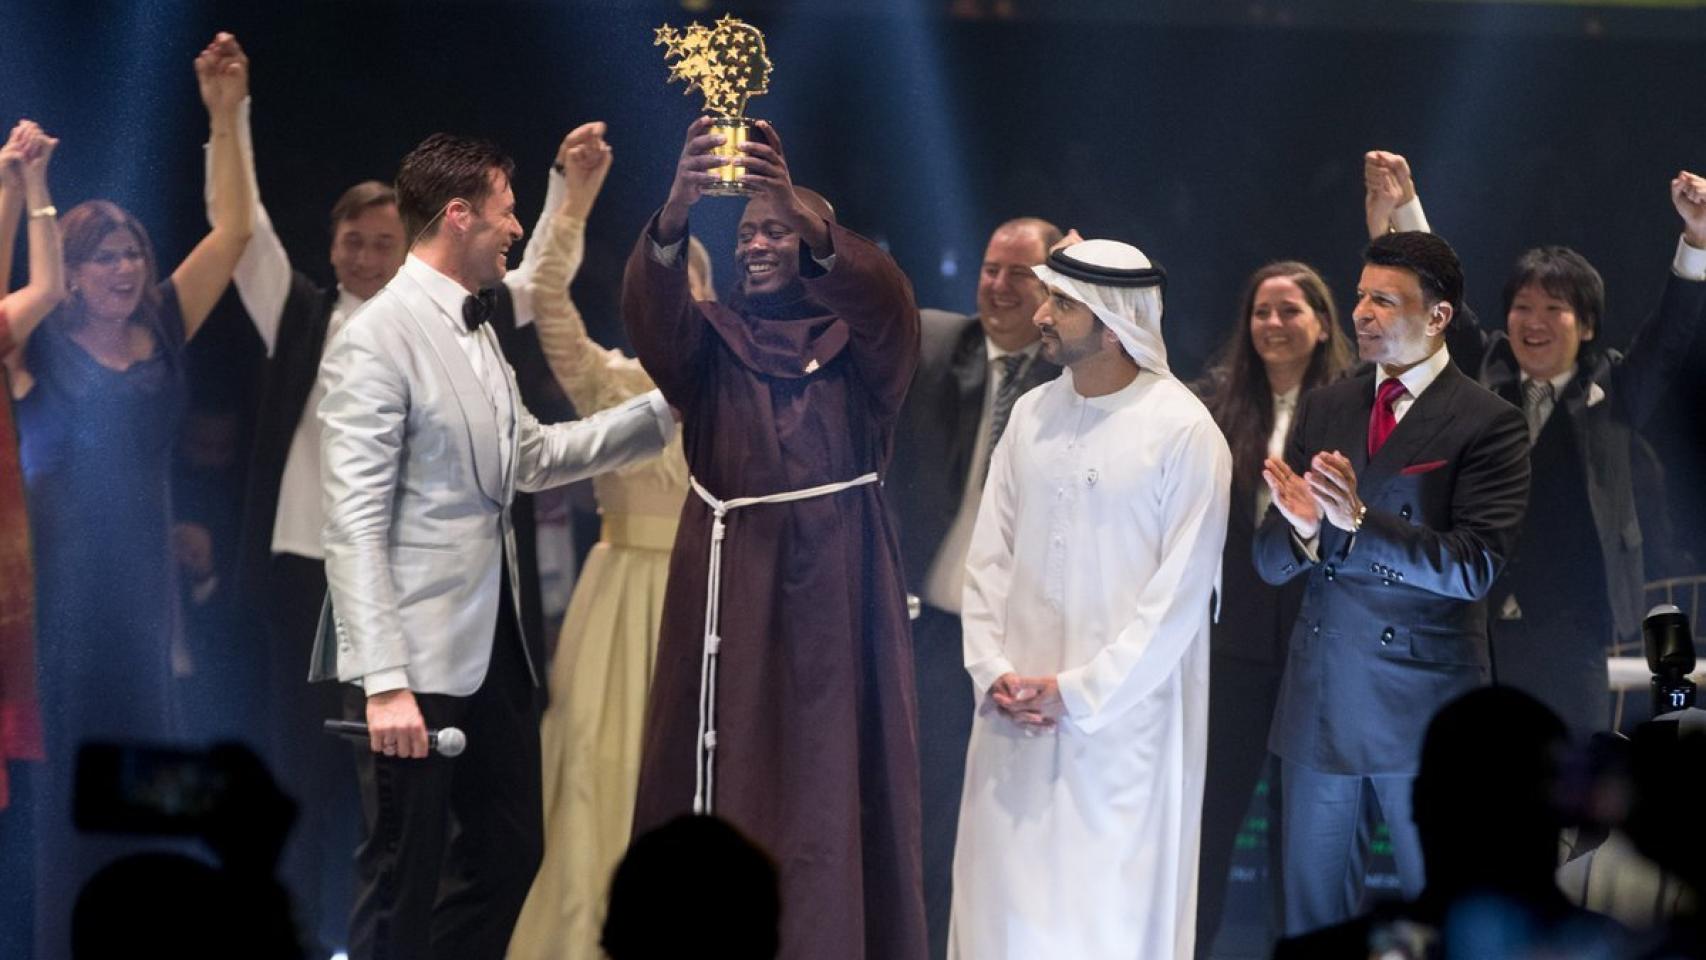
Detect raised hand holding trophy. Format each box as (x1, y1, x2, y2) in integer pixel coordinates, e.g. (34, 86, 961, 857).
(655, 15, 773, 196)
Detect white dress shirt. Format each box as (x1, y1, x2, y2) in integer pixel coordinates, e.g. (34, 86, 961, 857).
(1254, 384, 1300, 523)
(400, 255, 518, 485)
(270, 287, 363, 559)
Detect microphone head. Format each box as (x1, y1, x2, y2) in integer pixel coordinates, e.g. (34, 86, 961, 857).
(436, 726, 467, 758)
(1644, 604, 1695, 676)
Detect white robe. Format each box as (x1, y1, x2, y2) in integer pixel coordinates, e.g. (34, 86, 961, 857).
(949, 367, 1231, 960)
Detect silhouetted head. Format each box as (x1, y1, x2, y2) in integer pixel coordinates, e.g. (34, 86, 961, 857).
(74, 854, 230, 958)
(602, 814, 781, 959)
(1413, 687, 1568, 898)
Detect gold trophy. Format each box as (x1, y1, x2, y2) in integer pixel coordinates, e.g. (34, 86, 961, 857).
(655, 15, 773, 196)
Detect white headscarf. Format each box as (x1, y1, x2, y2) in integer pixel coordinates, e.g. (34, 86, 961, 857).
(1031, 238, 1170, 377)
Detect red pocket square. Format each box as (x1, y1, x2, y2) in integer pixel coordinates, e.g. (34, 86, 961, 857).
(1401, 459, 1448, 476)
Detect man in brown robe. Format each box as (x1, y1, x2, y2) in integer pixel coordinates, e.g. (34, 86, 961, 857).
(625, 117, 926, 960)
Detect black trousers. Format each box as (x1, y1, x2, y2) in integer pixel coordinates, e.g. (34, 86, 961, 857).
(266, 553, 358, 952)
(911, 604, 976, 960)
(344, 572, 543, 960)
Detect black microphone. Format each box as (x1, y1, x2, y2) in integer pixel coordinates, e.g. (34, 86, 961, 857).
(323, 719, 467, 757)
(1644, 603, 1697, 717)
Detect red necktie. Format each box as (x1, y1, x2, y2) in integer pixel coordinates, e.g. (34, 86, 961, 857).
(1367, 378, 1408, 457)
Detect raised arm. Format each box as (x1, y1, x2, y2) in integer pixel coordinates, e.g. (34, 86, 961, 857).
(206, 95, 289, 356)
(623, 117, 726, 406)
(500, 136, 569, 326)
(172, 32, 255, 340)
(1363, 150, 1429, 240)
(0, 134, 18, 331)
(528, 121, 634, 413)
(738, 121, 920, 418)
(0, 120, 65, 362)
(1612, 171, 1706, 427)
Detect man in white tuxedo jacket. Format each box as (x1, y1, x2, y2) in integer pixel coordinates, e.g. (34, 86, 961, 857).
(311, 133, 673, 960)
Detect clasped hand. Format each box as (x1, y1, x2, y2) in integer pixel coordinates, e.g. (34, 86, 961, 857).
(989, 673, 1063, 732)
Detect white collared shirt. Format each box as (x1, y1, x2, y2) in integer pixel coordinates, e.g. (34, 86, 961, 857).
(269, 286, 364, 559)
(1373, 341, 1453, 423)
(922, 337, 1042, 614)
(1255, 385, 1301, 523)
(401, 254, 517, 485)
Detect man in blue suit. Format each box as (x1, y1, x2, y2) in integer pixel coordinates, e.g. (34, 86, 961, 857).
(1253, 231, 1531, 936)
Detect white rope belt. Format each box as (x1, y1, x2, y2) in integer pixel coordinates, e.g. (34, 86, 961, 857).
(686, 471, 880, 814)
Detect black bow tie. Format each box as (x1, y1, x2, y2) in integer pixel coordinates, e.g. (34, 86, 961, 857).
(463, 289, 496, 331)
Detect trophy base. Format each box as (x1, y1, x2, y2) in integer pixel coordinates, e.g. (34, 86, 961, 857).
(703, 180, 755, 197)
(706, 115, 754, 198)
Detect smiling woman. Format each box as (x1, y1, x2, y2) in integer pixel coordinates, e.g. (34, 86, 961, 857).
(7, 31, 255, 952)
(1191, 259, 1354, 949)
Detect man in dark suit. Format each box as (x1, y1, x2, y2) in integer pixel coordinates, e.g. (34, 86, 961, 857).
(887, 216, 1061, 958)
(1254, 231, 1531, 936)
(1365, 153, 1706, 739)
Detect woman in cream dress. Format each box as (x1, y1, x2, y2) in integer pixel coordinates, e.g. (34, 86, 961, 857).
(509, 124, 708, 959)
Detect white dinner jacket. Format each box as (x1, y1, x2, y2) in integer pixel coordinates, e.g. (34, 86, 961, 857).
(309, 265, 672, 696)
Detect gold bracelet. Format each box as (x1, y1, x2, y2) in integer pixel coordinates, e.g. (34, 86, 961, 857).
(28, 204, 56, 220)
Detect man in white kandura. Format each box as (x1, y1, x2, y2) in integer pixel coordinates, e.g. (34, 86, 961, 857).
(949, 235, 1232, 960)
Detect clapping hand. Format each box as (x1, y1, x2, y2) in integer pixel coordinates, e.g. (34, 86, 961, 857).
(1306, 451, 1365, 534)
(1262, 456, 1321, 540)
(1674, 170, 1706, 250)
(195, 32, 250, 117)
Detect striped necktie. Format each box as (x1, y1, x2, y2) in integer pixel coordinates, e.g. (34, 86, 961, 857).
(982, 353, 1027, 484)
(1523, 378, 1556, 442)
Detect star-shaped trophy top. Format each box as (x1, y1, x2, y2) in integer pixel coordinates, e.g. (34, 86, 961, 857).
(655, 15, 773, 119)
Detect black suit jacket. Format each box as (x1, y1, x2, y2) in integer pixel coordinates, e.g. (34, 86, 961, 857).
(1253, 360, 1530, 775)
(1478, 270, 1706, 644)
(1214, 478, 1304, 667)
(888, 309, 1060, 597)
